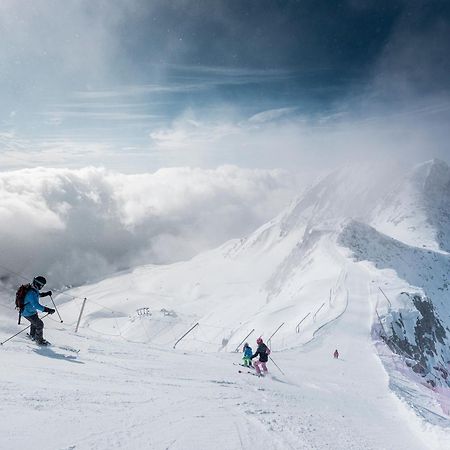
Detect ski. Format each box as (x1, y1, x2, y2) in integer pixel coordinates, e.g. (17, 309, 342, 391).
(233, 362, 255, 369)
(29, 342, 80, 353)
(25, 335, 79, 353)
(55, 345, 80, 354)
(43, 344, 80, 354)
(238, 369, 263, 377)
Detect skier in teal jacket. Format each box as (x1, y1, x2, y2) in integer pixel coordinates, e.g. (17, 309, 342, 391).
(22, 276, 55, 345)
(242, 342, 253, 367)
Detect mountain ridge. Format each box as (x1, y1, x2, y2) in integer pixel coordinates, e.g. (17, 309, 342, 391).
(51, 159, 450, 430)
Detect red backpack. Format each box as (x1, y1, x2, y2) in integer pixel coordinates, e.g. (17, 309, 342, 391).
(15, 284, 31, 312)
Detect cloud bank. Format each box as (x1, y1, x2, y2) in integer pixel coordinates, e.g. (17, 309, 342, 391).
(0, 166, 298, 289)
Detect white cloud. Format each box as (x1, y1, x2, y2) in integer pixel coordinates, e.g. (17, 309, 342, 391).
(146, 102, 450, 173)
(150, 113, 241, 150)
(248, 107, 298, 124)
(0, 166, 298, 289)
(40, 110, 160, 122)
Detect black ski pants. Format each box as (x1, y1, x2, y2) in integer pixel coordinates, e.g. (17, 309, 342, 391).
(24, 314, 44, 341)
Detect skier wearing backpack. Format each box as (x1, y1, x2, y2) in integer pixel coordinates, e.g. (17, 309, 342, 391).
(252, 337, 270, 376)
(242, 342, 253, 367)
(21, 276, 55, 346)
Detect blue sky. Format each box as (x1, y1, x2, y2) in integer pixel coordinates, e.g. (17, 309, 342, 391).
(1, 0, 450, 172)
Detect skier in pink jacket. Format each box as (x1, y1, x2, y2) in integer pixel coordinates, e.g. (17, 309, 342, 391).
(252, 337, 270, 376)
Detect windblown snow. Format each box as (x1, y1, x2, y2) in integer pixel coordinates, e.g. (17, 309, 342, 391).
(1, 159, 450, 449)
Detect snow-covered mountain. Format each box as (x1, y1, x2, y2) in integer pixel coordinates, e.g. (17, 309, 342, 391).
(372, 158, 450, 252)
(65, 161, 448, 350)
(59, 159, 450, 412)
(1, 159, 450, 449)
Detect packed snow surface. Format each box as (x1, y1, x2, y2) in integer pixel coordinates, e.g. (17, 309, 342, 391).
(1, 269, 445, 450)
(2, 159, 450, 449)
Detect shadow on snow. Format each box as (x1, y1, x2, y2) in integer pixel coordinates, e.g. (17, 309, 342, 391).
(33, 347, 84, 364)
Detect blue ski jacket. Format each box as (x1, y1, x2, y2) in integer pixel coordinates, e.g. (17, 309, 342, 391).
(243, 346, 253, 358)
(22, 287, 45, 317)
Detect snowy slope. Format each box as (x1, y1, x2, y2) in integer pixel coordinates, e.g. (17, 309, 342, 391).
(372, 159, 450, 252)
(1, 159, 450, 449)
(0, 322, 437, 450)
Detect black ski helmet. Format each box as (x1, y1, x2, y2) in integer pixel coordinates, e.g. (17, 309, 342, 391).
(33, 276, 46, 289)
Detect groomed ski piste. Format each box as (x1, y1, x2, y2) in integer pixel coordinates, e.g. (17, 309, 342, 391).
(2, 159, 450, 449)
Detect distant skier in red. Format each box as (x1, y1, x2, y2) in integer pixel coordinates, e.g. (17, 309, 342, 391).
(252, 337, 270, 377)
(334, 349, 339, 359)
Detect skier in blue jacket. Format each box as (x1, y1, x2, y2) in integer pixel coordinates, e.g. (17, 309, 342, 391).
(22, 276, 55, 346)
(242, 342, 253, 367)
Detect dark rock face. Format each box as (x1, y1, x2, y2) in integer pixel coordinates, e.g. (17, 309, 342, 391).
(339, 220, 450, 387)
(386, 294, 449, 385)
(411, 295, 446, 353)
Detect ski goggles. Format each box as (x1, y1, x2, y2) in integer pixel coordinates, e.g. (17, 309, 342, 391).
(34, 280, 46, 289)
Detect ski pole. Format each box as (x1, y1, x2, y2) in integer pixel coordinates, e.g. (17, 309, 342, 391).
(0, 313, 50, 346)
(269, 356, 286, 376)
(50, 295, 63, 323)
